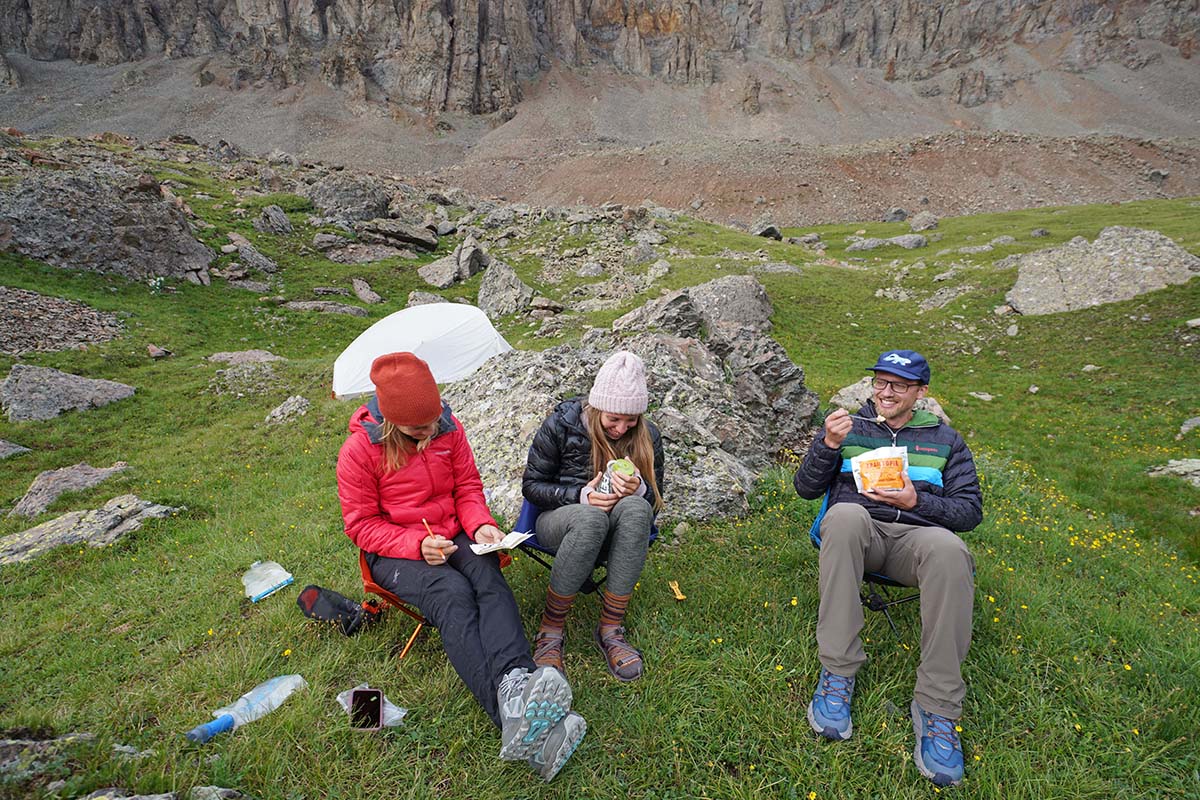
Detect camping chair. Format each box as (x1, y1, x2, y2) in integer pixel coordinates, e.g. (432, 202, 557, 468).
(808, 491, 919, 637)
(515, 499, 658, 594)
(358, 550, 427, 660)
(357, 544, 513, 659)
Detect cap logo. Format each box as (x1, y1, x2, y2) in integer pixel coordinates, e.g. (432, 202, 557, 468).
(883, 353, 912, 366)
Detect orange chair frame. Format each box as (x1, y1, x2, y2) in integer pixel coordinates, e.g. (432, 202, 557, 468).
(358, 550, 427, 660)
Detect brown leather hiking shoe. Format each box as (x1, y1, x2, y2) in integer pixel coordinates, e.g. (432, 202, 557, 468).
(533, 630, 565, 676)
(593, 626, 643, 682)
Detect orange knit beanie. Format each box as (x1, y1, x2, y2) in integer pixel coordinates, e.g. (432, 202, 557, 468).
(370, 352, 442, 426)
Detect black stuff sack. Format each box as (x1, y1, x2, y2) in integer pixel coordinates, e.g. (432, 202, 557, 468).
(297, 584, 381, 636)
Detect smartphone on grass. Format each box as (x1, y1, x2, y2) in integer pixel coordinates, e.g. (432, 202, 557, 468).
(349, 688, 383, 732)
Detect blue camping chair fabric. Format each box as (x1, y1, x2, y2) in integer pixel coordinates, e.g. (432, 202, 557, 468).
(808, 490, 919, 637)
(515, 499, 658, 595)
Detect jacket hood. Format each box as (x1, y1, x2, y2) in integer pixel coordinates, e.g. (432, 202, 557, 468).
(349, 397, 457, 444)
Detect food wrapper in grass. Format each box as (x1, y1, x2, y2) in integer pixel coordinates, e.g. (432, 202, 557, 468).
(850, 446, 908, 492)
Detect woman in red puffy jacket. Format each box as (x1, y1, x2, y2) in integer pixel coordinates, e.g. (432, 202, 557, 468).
(336, 352, 585, 781)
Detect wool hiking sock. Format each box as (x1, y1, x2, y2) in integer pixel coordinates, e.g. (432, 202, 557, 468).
(539, 587, 576, 634)
(598, 590, 631, 632)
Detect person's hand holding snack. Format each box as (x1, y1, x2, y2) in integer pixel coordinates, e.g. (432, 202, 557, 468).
(610, 465, 641, 498)
(864, 472, 918, 510)
(584, 472, 619, 511)
(823, 408, 853, 449)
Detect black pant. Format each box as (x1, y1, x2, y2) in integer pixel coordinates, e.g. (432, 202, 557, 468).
(367, 532, 535, 727)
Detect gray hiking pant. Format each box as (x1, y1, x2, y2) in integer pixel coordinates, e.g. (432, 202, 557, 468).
(816, 503, 975, 719)
(534, 496, 653, 596)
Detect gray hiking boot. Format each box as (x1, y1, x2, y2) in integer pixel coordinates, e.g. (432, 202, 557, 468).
(498, 666, 572, 761)
(528, 711, 587, 782)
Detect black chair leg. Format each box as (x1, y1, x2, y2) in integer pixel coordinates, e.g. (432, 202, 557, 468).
(861, 583, 920, 639)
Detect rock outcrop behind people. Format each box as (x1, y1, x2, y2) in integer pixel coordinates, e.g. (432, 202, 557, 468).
(442, 275, 820, 524)
(0, 1, 1194, 113)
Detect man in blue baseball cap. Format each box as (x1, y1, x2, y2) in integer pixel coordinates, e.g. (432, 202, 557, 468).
(793, 349, 982, 788)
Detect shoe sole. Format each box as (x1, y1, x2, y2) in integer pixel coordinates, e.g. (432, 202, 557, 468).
(807, 700, 852, 741)
(910, 700, 962, 787)
(499, 667, 572, 760)
(536, 715, 587, 782)
(592, 629, 643, 682)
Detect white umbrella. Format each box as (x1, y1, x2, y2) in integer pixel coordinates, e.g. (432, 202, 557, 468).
(332, 303, 512, 398)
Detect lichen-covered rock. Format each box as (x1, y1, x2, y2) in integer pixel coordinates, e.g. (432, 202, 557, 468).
(1, 364, 135, 422)
(0, 732, 96, 783)
(283, 300, 368, 316)
(909, 211, 939, 232)
(207, 350, 283, 365)
(0, 494, 181, 565)
(419, 236, 490, 288)
(265, 395, 311, 425)
(477, 259, 534, 318)
(254, 204, 293, 235)
(10, 461, 129, 518)
(443, 327, 818, 524)
(356, 218, 438, 251)
(1148, 459, 1200, 489)
(208, 363, 279, 397)
(443, 279, 819, 524)
(0, 167, 213, 284)
(1004, 226, 1200, 315)
(0, 439, 30, 459)
(352, 277, 383, 304)
(302, 173, 391, 222)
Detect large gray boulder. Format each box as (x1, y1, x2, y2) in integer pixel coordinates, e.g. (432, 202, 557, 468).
(443, 279, 819, 524)
(0, 494, 180, 565)
(302, 173, 391, 222)
(356, 218, 438, 251)
(254, 204, 293, 235)
(0, 167, 213, 284)
(477, 259, 535, 318)
(2, 365, 135, 422)
(442, 327, 819, 525)
(613, 274, 773, 348)
(1004, 226, 1200, 315)
(419, 236, 490, 288)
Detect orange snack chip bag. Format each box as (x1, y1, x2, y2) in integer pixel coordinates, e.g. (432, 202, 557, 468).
(850, 446, 909, 492)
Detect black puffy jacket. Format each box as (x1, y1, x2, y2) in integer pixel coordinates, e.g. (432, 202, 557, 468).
(523, 398, 666, 510)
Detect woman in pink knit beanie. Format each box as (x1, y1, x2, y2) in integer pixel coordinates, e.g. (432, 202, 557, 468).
(521, 351, 665, 682)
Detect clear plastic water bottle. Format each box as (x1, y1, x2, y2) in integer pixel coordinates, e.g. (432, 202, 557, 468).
(185, 674, 307, 743)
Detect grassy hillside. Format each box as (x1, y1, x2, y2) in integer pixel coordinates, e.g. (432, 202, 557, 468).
(0, 154, 1197, 798)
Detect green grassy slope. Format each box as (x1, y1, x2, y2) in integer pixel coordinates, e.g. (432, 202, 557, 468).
(0, 155, 1197, 798)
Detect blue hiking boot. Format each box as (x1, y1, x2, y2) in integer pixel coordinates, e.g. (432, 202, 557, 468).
(910, 700, 965, 787)
(807, 669, 855, 740)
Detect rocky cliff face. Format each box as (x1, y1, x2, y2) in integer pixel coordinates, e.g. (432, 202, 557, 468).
(0, 0, 1195, 112)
